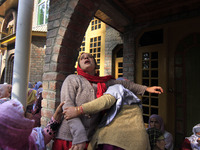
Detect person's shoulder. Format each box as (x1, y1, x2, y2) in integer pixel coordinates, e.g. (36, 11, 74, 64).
(65, 74, 80, 80)
(63, 74, 84, 85)
(164, 130, 173, 138)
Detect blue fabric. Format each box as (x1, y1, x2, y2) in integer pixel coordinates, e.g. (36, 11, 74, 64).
(29, 82, 33, 88)
(34, 81, 42, 91)
(33, 127, 45, 150)
(98, 84, 142, 127)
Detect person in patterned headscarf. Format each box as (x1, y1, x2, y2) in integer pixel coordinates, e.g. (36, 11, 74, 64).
(147, 128, 166, 150)
(182, 123, 200, 150)
(148, 114, 174, 150)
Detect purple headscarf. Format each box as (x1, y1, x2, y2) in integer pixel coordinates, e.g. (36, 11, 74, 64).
(0, 99, 36, 149)
(148, 114, 165, 133)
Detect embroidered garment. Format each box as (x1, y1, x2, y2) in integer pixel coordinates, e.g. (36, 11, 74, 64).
(0, 97, 10, 104)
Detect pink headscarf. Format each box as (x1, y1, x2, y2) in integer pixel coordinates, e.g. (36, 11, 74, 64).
(0, 99, 36, 150)
(148, 114, 165, 133)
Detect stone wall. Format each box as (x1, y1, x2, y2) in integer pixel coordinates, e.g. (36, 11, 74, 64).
(104, 25, 123, 76)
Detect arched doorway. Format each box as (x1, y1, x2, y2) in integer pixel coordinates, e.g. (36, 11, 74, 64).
(174, 33, 200, 146)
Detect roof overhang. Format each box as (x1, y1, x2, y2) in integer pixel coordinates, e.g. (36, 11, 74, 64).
(0, 31, 47, 51)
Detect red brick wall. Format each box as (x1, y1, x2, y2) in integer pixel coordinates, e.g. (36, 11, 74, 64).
(29, 36, 46, 84)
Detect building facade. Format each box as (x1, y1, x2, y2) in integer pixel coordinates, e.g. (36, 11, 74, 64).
(1, 0, 200, 149)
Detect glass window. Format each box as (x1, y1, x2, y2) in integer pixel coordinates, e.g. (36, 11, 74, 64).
(38, 0, 49, 25)
(142, 51, 159, 123)
(91, 18, 101, 31)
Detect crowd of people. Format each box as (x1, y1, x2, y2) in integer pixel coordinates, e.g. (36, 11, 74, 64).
(0, 52, 198, 150)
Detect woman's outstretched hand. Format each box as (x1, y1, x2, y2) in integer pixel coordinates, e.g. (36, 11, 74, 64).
(146, 86, 164, 94)
(63, 106, 81, 120)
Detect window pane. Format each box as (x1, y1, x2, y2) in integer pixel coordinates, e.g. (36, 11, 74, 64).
(151, 52, 158, 59)
(143, 115, 149, 124)
(118, 69, 123, 73)
(142, 79, 149, 86)
(143, 52, 149, 60)
(151, 98, 158, 106)
(143, 106, 149, 114)
(38, 0, 45, 3)
(151, 79, 158, 86)
(151, 108, 158, 114)
(118, 63, 123, 67)
(38, 3, 45, 25)
(151, 70, 158, 77)
(143, 70, 149, 77)
(142, 97, 149, 105)
(151, 61, 158, 68)
(142, 61, 149, 69)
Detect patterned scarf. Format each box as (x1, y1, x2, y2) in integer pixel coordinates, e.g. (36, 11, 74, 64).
(77, 65, 114, 98)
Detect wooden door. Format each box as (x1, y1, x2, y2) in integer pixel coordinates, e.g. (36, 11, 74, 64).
(136, 44, 167, 127)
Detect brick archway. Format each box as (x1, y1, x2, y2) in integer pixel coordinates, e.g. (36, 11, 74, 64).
(42, 0, 103, 125)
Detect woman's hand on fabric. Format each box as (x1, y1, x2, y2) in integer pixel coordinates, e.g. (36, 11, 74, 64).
(146, 86, 163, 94)
(53, 102, 65, 122)
(70, 142, 86, 150)
(63, 106, 81, 120)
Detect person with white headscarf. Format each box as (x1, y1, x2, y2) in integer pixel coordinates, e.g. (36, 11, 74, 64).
(182, 124, 200, 150)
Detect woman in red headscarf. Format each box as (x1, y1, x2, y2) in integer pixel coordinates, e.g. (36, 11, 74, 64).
(52, 52, 163, 150)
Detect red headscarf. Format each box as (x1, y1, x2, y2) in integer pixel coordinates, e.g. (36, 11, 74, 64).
(77, 65, 114, 98)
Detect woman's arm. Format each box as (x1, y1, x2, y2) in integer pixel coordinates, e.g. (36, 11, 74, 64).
(107, 79, 163, 95)
(61, 75, 88, 144)
(63, 94, 116, 120)
(42, 102, 64, 144)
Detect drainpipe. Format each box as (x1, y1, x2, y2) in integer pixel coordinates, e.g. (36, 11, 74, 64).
(11, 0, 34, 107)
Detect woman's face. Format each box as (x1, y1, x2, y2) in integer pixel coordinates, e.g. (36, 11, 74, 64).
(156, 139, 166, 150)
(150, 117, 161, 129)
(79, 53, 96, 75)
